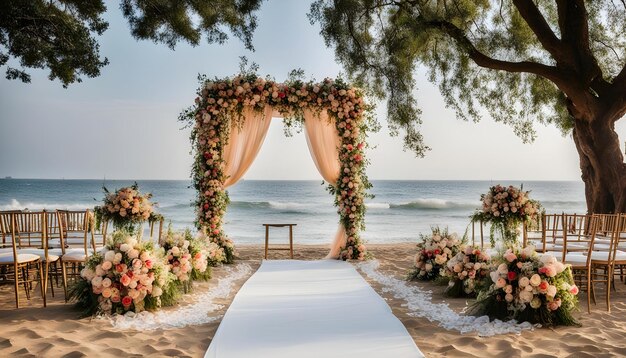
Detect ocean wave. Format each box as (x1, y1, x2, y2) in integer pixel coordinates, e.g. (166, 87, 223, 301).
(366, 199, 477, 211)
(366, 203, 391, 209)
(229, 200, 319, 214)
(0, 199, 93, 211)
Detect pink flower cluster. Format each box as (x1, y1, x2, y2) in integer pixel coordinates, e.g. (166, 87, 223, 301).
(443, 246, 491, 295)
(480, 185, 539, 222)
(191, 75, 370, 260)
(80, 232, 164, 314)
(165, 237, 193, 282)
(103, 185, 153, 222)
(410, 228, 462, 280)
(488, 246, 577, 312)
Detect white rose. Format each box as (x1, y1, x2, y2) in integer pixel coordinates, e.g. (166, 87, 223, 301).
(530, 274, 542, 286)
(518, 276, 530, 288)
(102, 277, 112, 288)
(519, 290, 533, 303)
(498, 263, 508, 274)
(424, 263, 433, 272)
(128, 249, 139, 259)
(505, 293, 514, 302)
(91, 276, 103, 287)
(104, 250, 115, 262)
(120, 244, 131, 252)
(546, 285, 557, 298)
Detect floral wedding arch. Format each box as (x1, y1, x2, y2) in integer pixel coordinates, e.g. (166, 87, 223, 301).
(181, 74, 372, 262)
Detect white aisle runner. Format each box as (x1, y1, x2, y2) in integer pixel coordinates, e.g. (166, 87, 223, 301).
(205, 260, 424, 358)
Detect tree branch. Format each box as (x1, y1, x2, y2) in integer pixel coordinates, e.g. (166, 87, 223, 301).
(420, 18, 566, 88)
(511, 0, 566, 62)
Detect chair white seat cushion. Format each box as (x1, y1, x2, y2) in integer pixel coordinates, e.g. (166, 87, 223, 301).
(564, 253, 588, 266)
(61, 251, 89, 262)
(48, 238, 88, 248)
(18, 249, 60, 262)
(568, 250, 626, 262)
(0, 253, 40, 264)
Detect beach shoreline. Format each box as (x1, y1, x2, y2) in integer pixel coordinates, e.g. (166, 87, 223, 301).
(2, 243, 625, 357)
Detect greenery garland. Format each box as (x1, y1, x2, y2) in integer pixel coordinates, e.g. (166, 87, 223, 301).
(180, 72, 375, 260)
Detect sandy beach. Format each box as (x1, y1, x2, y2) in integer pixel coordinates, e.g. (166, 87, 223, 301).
(2, 243, 626, 357)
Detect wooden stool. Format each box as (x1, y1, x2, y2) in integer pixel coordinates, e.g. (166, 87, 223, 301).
(263, 224, 296, 259)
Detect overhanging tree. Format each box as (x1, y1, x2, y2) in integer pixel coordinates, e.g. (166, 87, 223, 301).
(309, 0, 626, 214)
(0, 0, 262, 87)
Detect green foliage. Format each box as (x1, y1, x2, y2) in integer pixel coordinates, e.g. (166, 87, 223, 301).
(120, 0, 264, 50)
(0, 0, 109, 87)
(2, 1, 264, 87)
(309, 0, 626, 155)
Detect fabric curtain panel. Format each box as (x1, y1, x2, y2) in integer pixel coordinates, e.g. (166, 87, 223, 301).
(303, 109, 345, 259)
(223, 106, 273, 188)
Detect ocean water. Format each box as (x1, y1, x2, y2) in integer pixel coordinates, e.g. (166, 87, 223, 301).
(0, 179, 586, 245)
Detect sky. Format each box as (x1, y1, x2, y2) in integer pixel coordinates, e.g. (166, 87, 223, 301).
(0, 1, 624, 181)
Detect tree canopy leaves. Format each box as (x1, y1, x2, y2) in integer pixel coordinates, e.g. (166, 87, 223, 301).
(0, 0, 264, 87)
(309, 0, 626, 156)
(0, 0, 109, 87)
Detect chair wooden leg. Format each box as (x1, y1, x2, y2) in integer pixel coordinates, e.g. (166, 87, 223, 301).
(14, 266, 20, 309)
(22, 267, 31, 300)
(61, 261, 69, 302)
(606, 266, 613, 313)
(38, 261, 46, 307)
(586, 267, 592, 314)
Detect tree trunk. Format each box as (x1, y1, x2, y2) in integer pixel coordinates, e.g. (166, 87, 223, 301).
(572, 112, 626, 214)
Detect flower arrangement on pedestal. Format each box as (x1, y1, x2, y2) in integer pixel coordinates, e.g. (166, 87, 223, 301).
(69, 231, 171, 316)
(182, 73, 374, 261)
(408, 227, 463, 280)
(471, 185, 542, 246)
(469, 245, 579, 326)
(442, 246, 492, 297)
(94, 183, 161, 236)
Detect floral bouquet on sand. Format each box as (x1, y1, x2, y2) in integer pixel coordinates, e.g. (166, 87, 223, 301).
(94, 182, 160, 235)
(161, 229, 212, 292)
(469, 245, 579, 326)
(408, 227, 462, 281)
(442, 246, 492, 297)
(471, 185, 542, 246)
(198, 228, 234, 264)
(205, 241, 226, 267)
(68, 230, 171, 316)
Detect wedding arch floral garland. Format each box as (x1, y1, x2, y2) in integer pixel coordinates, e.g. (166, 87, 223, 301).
(182, 73, 373, 261)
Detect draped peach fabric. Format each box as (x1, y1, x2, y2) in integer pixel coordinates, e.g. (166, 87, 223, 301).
(303, 109, 345, 259)
(223, 106, 273, 188)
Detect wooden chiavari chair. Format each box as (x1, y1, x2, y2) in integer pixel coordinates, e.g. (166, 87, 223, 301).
(0, 212, 46, 308)
(56, 209, 96, 300)
(12, 211, 60, 299)
(566, 214, 624, 313)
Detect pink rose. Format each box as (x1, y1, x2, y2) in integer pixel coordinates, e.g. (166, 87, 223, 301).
(116, 264, 127, 273)
(547, 298, 562, 311)
(504, 251, 517, 263)
(538, 281, 549, 292)
(570, 285, 579, 295)
(120, 274, 131, 287)
(144, 259, 153, 269)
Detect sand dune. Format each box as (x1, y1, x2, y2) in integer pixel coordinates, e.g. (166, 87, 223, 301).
(2, 243, 626, 357)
